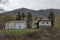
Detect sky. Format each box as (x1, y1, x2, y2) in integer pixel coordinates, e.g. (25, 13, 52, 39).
(0, 0, 60, 11)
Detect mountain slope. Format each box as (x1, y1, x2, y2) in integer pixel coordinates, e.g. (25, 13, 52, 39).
(3, 8, 60, 17)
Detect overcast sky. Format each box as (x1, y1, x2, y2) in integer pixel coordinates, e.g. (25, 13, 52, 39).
(0, 0, 60, 11)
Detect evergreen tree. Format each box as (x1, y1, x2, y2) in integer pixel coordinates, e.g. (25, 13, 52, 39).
(26, 12, 32, 28)
(16, 12, 21, 21)
(48, 11, 55, 28)
(21, 12, 25, 20)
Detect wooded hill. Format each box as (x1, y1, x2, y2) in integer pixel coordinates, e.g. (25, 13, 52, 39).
(2, 8, 60, 18)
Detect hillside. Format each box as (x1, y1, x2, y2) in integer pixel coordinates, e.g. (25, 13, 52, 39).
(0, 8, 60, 18)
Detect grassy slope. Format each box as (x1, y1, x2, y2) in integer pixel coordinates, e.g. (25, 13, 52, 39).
(0, 29, 59, 40)
(0, 29, 39, 35)
(54, 16, 60, 29)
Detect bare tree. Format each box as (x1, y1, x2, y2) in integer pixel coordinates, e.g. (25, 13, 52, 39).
(0, 0, 9, 12)
(0, 0, 9, 5)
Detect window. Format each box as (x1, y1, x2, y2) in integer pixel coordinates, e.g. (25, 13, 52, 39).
(11, 26, 13, 28)
(19, 26, 21, 28)
(11, 26, 14, 29)
(43, 21, 44, 24)
(47, 22, 48, 24)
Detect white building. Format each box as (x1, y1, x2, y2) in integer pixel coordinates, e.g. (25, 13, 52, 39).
(5, 21, 37, 29)
(5, 19, 52, 30)
(5, 21, 27, 29)
(38, 19, 51, 29)
(39, 19, 51, 26)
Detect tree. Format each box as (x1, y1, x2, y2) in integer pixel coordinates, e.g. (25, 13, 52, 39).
(0, 13, 16, 29)
(26, 12, 32, 28)
(48, 11, 55, 28)
(16, 12, 21, 21)
(0, 0, 9, 5)
(0, 0, 9, 13)
(0, 13, 16, 22)
(21, 12, 25, 20)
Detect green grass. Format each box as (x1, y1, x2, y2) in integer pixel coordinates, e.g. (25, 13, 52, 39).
(54, 18, 60, 30)
(0, 29, 39, 35)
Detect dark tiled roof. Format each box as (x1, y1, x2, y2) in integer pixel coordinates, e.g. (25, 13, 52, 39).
(38, 19, 51, 22)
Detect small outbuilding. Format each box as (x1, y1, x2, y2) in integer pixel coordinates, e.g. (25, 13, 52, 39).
(38, 19, 52, 30)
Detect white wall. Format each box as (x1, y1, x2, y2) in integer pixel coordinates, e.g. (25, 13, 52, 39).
(39, 21, 51, 26)
(5, 21, 27, 29)
(15, 22, 26, 29)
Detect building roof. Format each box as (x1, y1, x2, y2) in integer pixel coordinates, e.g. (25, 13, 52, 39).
(39, 18, 51, 22)
(6, 20, 26, 23)
(33, 18, 51, 24)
